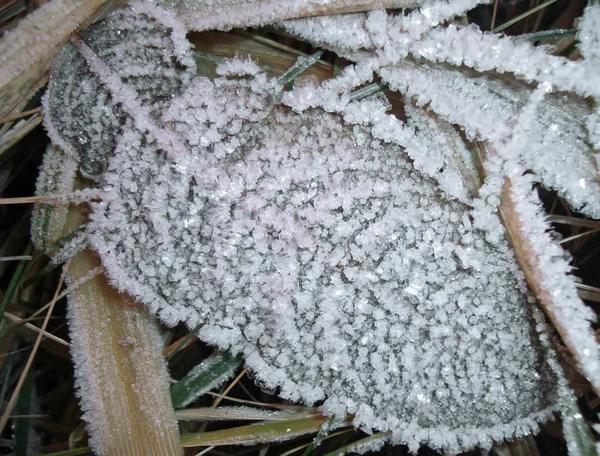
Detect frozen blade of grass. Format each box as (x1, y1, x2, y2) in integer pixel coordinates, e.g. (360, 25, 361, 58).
(500, 176, 600, 397)
(205, 391, 308, 410)
(0, 256, 33, 262)
(322, 431, 391, 456)
(516, 29, 576, 42)
(175, 407, 319, 422)
(30, 145, 79, 253)
(348, 82, 386, 101)
(490, 435, 541, 456)
(4, 312, 71, 348)
(576, 284, 600, 303)
(280, 429, 355, 456)
(548, 215, 600, 230)
(164, 323, 201, 361)
(559, 229, 599, 244)
(13, 370, 34, 456)
(163, 0, 422, 32)
(279, 49, 325, 86)
(189, 31, 334, 82)
(170, 350, 242, 409)
(68, 420, 87, 449)
(180, 414, 330, 447)
(0, 107, 42, 125)
(562, 412, 599, 456)
(41, 449, 93, 456)
(300, 416, 335, 455)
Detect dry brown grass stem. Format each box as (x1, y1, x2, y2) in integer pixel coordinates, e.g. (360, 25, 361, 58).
(0, 107, 42, 125)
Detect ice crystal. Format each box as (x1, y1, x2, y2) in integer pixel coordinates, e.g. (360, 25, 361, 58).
(35, 1, 600, 454)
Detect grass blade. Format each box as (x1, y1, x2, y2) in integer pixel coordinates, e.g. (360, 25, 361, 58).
(170, 350, 242, 409)
(180, 415, 329, 447)
(322, 431, 391, 456)
(175, 407, 318, 422)
(0, 243, 32, 321)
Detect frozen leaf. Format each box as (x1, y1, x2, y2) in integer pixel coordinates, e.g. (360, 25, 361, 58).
(38, 3, 600, 455)
(282, 8, 600, 218)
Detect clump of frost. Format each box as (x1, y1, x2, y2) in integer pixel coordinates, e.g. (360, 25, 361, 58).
(35, 2, 600, 454)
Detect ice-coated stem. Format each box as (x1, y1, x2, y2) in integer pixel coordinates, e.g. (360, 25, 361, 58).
(163, 0, 422, 31)
(0, 0, 115, 118)
(67, 248, 183, 455)
(51, 194, 182, 455)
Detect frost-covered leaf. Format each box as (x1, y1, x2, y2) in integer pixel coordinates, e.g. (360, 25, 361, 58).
(38, 2, 600, 455)
(282, 9, 600, 219)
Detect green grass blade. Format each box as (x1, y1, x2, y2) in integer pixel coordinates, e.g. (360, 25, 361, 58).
(349, 82, 387, 101)
(322, 431, 391, 456)
(0, 243, 33, 321)
(13, 370, 34, 456)
(279, 49, 325, 86)
(170, 350, 242, 409)
(300, 417, 335, 456)
(42, 448, 93, 456)
(180, 415, 328, 447)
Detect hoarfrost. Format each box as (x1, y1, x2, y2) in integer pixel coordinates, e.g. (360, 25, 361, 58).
(36, 2, 600, 455)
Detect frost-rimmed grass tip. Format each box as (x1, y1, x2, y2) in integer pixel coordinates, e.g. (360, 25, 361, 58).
(34, 5, 597, 454)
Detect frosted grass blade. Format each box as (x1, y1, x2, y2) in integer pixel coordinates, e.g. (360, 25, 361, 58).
(171, 351, 242, 409)
(180, 414, 330, 447)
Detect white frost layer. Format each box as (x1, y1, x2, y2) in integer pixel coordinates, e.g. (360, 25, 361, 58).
(281, 0, 493, 52)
